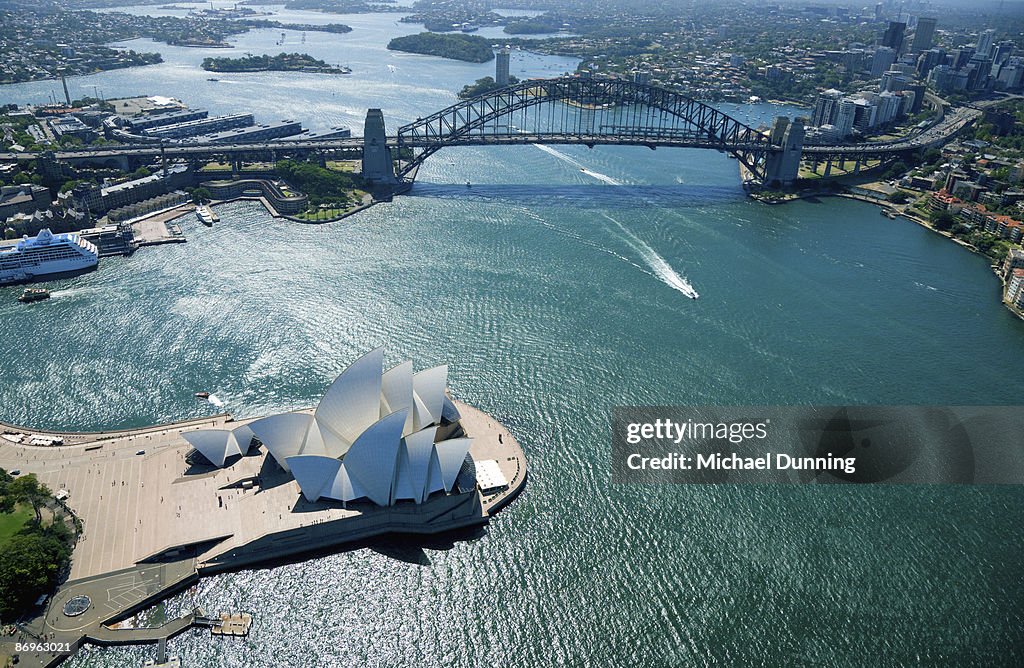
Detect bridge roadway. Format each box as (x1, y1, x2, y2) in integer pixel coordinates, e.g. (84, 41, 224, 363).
(803, 104, 981, 156)
(0, 103, 982, 164)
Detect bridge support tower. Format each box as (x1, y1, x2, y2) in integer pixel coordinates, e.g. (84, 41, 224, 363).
(763, 117, 805, 188)
(361, 109, 396, 185)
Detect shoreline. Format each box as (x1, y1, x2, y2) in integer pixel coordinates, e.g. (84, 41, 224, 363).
(769, 186, 1016, 320)
(736, 160, 1015, 319)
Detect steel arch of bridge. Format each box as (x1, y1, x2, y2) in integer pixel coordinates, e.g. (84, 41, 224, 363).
(395, 77, 775, 181)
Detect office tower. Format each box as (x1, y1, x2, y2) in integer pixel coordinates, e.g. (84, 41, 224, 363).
(993, 41, 1015, 66)
(812, 89, 843, 127)
(910, 17, 937, 53)
(872, 46, 897, 76)
(976, 29, 996, 58)
(916, 48, 947, 78)
(881, 21, 906, 53)
(495, 48, 510, 86)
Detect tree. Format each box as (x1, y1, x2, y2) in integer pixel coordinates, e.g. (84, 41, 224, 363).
(929, 210, 956, 231)
(0, 531, 72, 622)
(191, 187, 211, 204)
(8, 474, 49, 524)
(0, 468, 13, 513)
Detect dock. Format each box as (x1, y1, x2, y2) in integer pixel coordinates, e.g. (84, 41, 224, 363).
(203, 612, 252, 637)
(130, 205, 191, 246)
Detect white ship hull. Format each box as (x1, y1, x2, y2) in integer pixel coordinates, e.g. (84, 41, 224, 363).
(0, 229, 100, 286)
(0, 256, 98, 285)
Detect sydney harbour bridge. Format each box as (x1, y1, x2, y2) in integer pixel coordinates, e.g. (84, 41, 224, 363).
(0, 77, 979, 190)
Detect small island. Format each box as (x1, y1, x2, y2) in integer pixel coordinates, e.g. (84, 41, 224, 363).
(387, 33, 495, 63)
(459, 75, 520, 98)
(273, 22, 353, 34)
(201, 52, 352, 74)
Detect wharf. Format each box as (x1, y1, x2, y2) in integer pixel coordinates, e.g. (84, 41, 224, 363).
(130, 205, 191, 246)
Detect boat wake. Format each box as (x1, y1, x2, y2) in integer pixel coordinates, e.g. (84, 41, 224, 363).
(602, 214, 699, 299)
(532, 144, 622, 185)
(530, 144, 699, 300)
(207, 394, 225, 408)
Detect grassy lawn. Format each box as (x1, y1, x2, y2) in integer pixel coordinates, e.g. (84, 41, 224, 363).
(800, 158, 882, 179)
(0, 503, 33, 546)
(325, 160, 360, 173)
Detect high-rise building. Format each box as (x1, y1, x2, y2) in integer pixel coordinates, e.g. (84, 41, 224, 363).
(872, 46, 897, 76)
(876, 91, 903, 125)
(976, 29, 996, 59)
(910, 17, 937, 53)
(811, 89, 843, 127)
(996, 59, 1023, 89)
(966, 55, 994, 91)
(906, 83, 927, 113)
(880, 70, 910, 92)
(881, 21, 906, 53)
(853, 98, 879, 133)
(994, 41, 1016, 66)
(952, 48, 975, 70)
(834, 99, 857, 137)
(929, 65, 969, 92)
(495, 48, 510, 86)
(916, 48, 947, 78)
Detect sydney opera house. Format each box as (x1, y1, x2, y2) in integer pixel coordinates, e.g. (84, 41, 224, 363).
(181, 347, 474, 506)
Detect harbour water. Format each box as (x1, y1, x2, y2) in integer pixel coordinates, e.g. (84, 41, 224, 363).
(1, 6, 1023, 666)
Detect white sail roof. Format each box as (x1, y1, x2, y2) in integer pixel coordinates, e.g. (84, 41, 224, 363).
(434, 438, 472, 493)
(288, 455, 342, 503)
(182, 428, 254, 468)
(342, 410, 406, 506)
(248, 412, 314, 473)
(237, 350, 471, 506)
(392, 427, 436, 504)
(412, 365, 448, 431)
(310, 347, 384, 457)
(381, 361, 414, 435)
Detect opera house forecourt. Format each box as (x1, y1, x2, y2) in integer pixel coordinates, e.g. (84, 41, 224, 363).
(0, 348, 525, 668)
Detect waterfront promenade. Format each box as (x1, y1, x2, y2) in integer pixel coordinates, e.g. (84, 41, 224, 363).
(0, 400, 526, 667)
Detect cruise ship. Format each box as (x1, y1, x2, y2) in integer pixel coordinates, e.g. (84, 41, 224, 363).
(0, 229, 99, 285)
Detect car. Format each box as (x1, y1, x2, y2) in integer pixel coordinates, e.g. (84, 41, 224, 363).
(10, 469, 20, 475)
(135, 450, 145, 455)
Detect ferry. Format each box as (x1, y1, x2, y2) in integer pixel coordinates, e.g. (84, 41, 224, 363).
(0, 229, 99, 286)
(195, 205, 218, 226)
(17, 288, 50, 303)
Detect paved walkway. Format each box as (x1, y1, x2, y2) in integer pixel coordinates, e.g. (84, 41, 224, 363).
(0, 400, 526, 666)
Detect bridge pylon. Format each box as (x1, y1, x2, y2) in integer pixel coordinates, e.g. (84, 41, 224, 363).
(762, 117, 805, 189)
(361, 108, 396, 185)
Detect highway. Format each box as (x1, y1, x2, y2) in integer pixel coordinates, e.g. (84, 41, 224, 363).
(803, 104, 982, 156)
